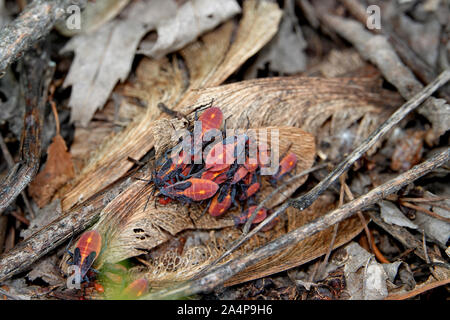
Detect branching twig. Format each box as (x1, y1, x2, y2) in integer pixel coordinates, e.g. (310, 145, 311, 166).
(141, 147, 449, 299)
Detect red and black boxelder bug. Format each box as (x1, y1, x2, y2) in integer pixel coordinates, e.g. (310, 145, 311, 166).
(68, 230, 102, 281)
(197, 107, 224, 139)
(154, 148, 191, 187)
(234, 206, 268, 226)
(231, 165, 248, 184)
(239, 173, 260, 200)
(121, 278, 149, 299)
(201, 167, 228, 184)
(204, 134, 248, 172)
(208, 185, 236, 217)
(160, 178, 219, 202)
(271, 152, 298, 183)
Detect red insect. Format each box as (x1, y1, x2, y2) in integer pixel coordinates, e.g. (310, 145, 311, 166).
(122, 278, 149, 299)
(208, 186, 235, 217)
(234, 206, 268, 225)
(153, 148, 191, 188)
(68, 230, 102, 280)
(204, 134, 248, 172)
(231, 166, 248, 184)
(201, 167, 228, 184)
(198, 107, 224, 138)
(271, 152, 298, 182)
(160, 178, 219, 202)
(239, 173, 260, 200)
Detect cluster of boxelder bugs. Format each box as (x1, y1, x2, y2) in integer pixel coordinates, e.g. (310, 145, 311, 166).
(151, 104, 299, 227)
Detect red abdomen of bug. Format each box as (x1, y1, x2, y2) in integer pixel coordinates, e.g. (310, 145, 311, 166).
(76, 230, 102, 268)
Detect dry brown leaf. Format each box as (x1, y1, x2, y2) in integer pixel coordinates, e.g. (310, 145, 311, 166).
(92, 126, 315, 264)
(28, 135, 75, 208)
(61, 1, 283, 211)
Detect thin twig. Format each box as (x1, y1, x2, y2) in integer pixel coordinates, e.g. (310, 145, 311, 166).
(243, 163, 328, 233)
(368, 229, 390, 264)
(316, 175, 346, 280)
(400, 201, 450, 223)
(141, 147, 449, 299)
(369, 211, 448, 266)
(0, 287, 23, 300)
(400, 197, 449, 203)
(342, 182, 372, 252)
(422, 231, 431, 265)
(289, 70, 450, 211)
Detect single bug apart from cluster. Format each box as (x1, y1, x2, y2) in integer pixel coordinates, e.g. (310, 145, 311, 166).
(150, 105, 299, 230)
(67, 230, 102, 282)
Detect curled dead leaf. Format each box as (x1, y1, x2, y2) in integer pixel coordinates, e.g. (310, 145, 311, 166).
(28, 135, 75, 208)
